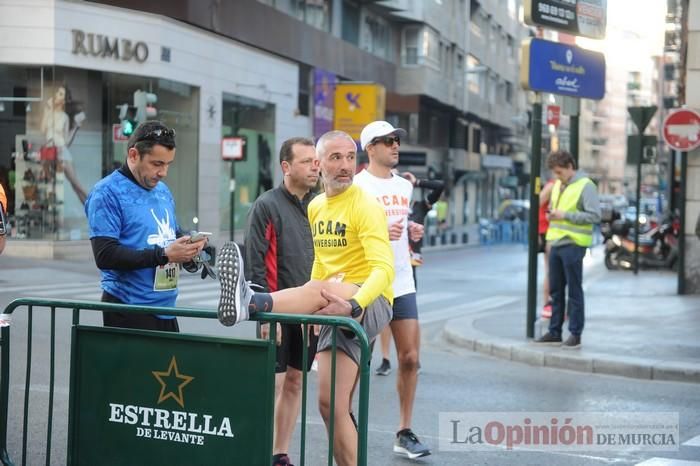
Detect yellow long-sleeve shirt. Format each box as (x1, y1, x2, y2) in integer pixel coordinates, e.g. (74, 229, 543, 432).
(309, 184, 394, 309)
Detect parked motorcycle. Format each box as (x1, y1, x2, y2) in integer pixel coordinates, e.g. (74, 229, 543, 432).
(604, 216, 679, 271)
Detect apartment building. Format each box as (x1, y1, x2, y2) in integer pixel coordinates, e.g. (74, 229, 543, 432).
(0, 0, 529, 256)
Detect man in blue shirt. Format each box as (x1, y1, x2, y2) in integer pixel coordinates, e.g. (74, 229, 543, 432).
(85, 121, 205, 331)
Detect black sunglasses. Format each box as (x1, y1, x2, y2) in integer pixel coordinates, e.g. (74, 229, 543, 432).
(137, 127, 176, 143)
(371, 135, 400, 147)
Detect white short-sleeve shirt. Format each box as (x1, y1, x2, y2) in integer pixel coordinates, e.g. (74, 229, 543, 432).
(354, 170, 415, 297)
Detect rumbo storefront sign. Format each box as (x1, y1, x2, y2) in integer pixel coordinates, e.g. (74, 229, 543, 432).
(72, 29, 149, 63)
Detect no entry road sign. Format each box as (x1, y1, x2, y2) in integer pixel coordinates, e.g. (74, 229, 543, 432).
(663, 108, 700, 152)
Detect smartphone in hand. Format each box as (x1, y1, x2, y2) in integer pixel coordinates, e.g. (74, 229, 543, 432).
(189, 231, 212, 243)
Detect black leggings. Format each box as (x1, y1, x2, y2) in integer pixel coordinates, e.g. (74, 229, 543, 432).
(101, 291, 179, 332)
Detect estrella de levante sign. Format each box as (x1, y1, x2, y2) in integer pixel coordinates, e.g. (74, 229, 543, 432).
(69, 326, 275, 465)
(520, 38, 606, 100)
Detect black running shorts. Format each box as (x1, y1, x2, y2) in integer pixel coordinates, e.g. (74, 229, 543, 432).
(273, 323, 319, 373)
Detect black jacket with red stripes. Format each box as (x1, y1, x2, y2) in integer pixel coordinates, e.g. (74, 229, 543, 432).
(244, 183, 315, 292)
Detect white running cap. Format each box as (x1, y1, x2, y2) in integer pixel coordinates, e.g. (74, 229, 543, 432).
(360, 120, 407, 150)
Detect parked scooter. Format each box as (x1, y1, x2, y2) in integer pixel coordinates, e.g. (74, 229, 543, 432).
(604, 215, 679, 271)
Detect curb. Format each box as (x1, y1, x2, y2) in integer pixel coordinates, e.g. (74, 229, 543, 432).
(443, 318, 700, 384)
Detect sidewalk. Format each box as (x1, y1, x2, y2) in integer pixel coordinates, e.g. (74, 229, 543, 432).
(444, 249, 700, 384)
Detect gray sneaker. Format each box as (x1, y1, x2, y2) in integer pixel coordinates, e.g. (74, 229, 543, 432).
(394, 428, 431, 459)
(217, 241, 254, 326)
(375, 358, 392, 376)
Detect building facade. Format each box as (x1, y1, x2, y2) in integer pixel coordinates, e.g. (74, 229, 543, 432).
(0, 0, 529, 257)
(1, 0, 309, 257)
(575, 1, 665, 199)
(262, 0, 529, 226)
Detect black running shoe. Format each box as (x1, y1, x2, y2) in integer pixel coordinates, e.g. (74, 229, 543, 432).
(272, 454, 294, 466)
(562, 334, 581, 349)
(394, 428, 431, 459)
(375, 358, 392, 376)
(535, 332, 562, 345)
(217, 242, 254, 326)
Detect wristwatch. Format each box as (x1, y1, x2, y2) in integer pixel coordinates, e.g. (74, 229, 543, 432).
(155, 246, 170, 266)
(347, 298, 363, 318)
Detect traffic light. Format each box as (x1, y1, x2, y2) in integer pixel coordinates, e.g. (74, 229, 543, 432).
(133, 90, 157, 122)
(117, 90, 157, 136)
(118, 103, 138, 136)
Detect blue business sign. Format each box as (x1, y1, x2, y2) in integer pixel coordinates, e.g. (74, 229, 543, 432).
(520, 38, 606, 100)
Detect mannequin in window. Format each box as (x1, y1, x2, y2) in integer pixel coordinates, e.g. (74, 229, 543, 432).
(41, 84, 88, 204)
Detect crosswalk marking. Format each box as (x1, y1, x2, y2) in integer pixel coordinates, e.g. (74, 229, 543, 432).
(635, 459, 700, 465)
(7, 280, 505, 318)
(421, 295, 518, 324)
(1, 281, 99, 294)
(5, 279, 220, 307)
(27, 284, 102, 297)
(417, 291, 461, 306)
(682, 435, 700, 447)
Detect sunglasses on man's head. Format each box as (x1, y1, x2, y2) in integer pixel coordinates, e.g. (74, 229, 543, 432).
(137, 127, 176, 143)
(371, 135, 400, 147)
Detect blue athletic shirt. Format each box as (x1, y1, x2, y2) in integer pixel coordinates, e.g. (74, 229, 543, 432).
(85, 170, 179, 314)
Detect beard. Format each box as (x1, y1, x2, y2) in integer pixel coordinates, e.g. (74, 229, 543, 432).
(323, 175, 352, 192)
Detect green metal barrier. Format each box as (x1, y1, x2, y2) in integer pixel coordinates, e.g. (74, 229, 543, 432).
(0, 298, 371, 466)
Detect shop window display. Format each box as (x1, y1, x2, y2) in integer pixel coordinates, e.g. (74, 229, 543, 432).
(0, 65, 199, 241)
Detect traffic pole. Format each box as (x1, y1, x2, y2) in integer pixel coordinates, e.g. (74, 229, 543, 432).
(669, 150, 677, 213)
(627, 105, 657, 275)
(230, 162, 236, 242)
(634, 139, 642, 275)
(570, 113, 579, 168)
(678, 151, 687, 294)
(526, 93, 542, 339)
(229, 109, 240, 242)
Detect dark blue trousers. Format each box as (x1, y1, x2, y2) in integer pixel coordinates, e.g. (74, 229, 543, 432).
(548, 244, 586, 337)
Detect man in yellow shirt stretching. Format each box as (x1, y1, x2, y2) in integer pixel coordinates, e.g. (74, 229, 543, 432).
(216, 130, 395, 466)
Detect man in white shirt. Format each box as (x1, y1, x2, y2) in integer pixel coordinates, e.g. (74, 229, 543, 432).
(354, 121, 430, 460)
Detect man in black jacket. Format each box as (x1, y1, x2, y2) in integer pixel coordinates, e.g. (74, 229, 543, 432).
(244, 137, 319, 466)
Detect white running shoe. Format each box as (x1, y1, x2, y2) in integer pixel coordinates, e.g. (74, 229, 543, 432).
(216, 241, 254, 326)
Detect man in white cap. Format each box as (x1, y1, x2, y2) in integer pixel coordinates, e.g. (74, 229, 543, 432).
(354, 121, 431, 459)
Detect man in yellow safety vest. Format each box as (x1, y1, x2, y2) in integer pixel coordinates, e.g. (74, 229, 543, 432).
(535, 151, 600, 349)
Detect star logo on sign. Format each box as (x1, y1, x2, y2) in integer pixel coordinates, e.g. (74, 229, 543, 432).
(152, 356, 194, 408)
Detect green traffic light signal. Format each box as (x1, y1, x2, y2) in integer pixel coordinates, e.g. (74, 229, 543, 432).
(122, 119, 136, 136)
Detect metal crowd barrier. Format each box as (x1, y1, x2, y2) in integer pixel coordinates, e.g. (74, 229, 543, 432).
(479, 220, 529, 246)
(0, 298, 370, 466)
(479, 221, 602, 248)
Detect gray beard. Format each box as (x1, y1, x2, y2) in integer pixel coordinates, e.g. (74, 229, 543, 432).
(323, 177, 352, 191)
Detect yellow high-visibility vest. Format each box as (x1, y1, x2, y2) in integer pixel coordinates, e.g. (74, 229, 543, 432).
(545, 177, 594, 247)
